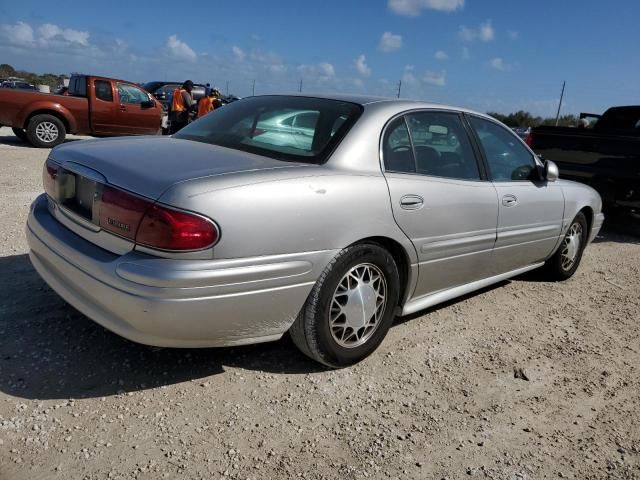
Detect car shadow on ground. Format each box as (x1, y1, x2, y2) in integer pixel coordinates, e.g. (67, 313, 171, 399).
(0, 254, 327, 401)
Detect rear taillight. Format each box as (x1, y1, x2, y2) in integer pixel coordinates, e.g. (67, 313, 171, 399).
(525, 132, 533, 147)
(43, 159, 59, 197)
(99, 185, 154, 241)
(136, 204, 218, 251)
(99, 185, 218, 251)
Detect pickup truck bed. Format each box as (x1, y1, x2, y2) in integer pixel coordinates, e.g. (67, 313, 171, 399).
(529, 106, 640, 218)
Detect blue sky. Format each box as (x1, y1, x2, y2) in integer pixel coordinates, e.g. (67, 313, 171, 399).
(1, 0, 638, 116)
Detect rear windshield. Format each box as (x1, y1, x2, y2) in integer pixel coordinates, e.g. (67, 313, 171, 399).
(175, 95, 363, 164)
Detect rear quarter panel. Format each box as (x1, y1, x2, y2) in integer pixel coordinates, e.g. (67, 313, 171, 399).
(158, 169, 417, 263)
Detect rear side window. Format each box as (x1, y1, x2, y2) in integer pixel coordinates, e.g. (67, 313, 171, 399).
(95, 80, 113, 102)
(469, 116, 536, 181)
(68, 76, 87, 97)
(405, 112, 480, 180)
(382, 117, 414, 173)
(175, 96, 363, 164)
(383, 112, 481, 181)
(117, 83, 149, 104)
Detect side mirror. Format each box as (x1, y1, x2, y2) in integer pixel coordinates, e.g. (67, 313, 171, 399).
(141, 100, 156, 109)
(544, 159, 559, 182)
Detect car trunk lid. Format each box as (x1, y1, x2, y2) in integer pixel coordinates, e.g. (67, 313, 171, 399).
(50, 136, 309, 200)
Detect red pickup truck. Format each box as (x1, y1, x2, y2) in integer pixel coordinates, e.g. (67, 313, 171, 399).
(0, 74, 162, 147)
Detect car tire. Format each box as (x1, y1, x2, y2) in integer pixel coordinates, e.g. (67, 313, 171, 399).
(11, 127, 27, 142)
(543, 212, 588, 281)
(290, 243, 400, 368)
(26, 114, 66, 148)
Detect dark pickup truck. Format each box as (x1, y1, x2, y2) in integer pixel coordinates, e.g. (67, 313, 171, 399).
(528, 106, 640, 218)
(0, 74, 162, 148)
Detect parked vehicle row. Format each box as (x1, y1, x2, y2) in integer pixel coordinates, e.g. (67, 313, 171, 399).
(0, 74, 162, 147)
(26, 94, 604, 368)
(528, 105, 640, 218)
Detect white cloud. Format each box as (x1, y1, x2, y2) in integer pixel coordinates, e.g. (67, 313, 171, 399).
(0, 21, 34, 45)
(508, 30, 519, 40)
(379, 32, 403, 52)
(38, 23, 89, 46)
(232, 45, 246, 62)
(459, 20, 494, 42)
(434, 50, 448, 60)
(354, 54, 371, 77)
(423, 70, 446, 86)
(402, 65, 419, 86)
(297, 62, 335, 80)
(166, 34, 196, 61)
(388, 0, 464, 16)
(489, 57, 511, 71)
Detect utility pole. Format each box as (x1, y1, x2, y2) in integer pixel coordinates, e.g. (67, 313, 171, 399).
(396, 79, 402, 98)
(251, 79, 255, 96)
(299, 79, 303, 93)
(225, 80, 229, 96)
(555, 81, 566, 126)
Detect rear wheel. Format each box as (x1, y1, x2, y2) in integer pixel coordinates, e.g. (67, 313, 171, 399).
(26, 114, 66, 148)
(290, 243, 400, 368)
(543, 212, 588, 280)
(11, 127, 27, 142)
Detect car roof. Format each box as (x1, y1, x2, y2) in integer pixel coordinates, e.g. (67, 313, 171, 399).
(263, 92, 489, 118)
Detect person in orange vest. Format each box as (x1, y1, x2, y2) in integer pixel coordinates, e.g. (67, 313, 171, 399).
(169, 80, 196, 134)
(196, 89, 216, 119)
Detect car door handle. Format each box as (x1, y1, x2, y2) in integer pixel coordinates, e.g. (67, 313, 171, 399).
(400, 195, 424, 210)
(119, 105, 127, 111)
(502, 194, 518, 207)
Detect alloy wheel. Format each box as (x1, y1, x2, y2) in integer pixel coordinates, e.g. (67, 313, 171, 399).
(35, 122, 59, 143)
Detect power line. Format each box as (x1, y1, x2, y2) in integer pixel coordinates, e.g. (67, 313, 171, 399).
(555, 80, 566, 126)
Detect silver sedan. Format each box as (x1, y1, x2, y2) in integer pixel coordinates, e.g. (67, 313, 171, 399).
(26, 94, 604, 367)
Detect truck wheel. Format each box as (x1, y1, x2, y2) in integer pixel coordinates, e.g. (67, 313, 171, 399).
(11, 127, 28, 142)
(290, 243, 400, 368)
(26, 114, 66, 148)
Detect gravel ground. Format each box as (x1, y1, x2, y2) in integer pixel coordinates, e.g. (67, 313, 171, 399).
(0, 126, 639, 480)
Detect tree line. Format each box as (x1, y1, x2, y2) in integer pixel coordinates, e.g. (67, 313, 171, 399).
(487, 110, 579, 128)
(0, 63, 68, 89)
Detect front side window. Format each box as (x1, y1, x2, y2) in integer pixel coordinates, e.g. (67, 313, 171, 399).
(469, 115, 536, 181)
(175, 96, 362, 163)
(95, 80, 113, 102)
(117, 83, 149, 104)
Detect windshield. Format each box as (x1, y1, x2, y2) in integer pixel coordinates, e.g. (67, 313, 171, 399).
(175, 95, 363, 164)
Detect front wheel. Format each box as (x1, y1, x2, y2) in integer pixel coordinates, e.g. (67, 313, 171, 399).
(290, 243, 400, 368)
(26, 114, 66, 148)
(543, 212, 588, 280)
(11, 127, 27, 142)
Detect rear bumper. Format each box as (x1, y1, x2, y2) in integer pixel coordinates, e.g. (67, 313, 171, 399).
(27, 194, 335, 348)
(588, 212, 605, 243)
